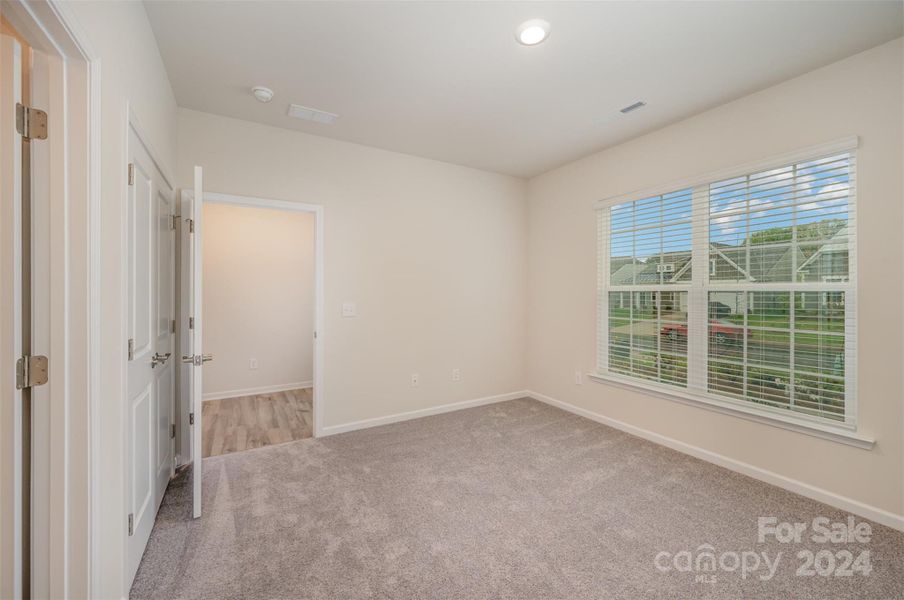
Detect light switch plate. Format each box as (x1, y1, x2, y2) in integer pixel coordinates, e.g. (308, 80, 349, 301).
(342, 302, 357, 317)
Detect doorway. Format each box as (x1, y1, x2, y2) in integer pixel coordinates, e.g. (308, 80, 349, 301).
(199, 201, 316, 457)
(176, 189, 324, 515)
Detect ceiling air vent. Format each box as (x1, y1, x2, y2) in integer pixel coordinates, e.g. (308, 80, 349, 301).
(288, 103, 339, 125)
(620, 101, 647, 114)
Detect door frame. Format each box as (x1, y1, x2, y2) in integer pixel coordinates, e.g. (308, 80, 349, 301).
(0, 1, 99, 597)
(180, 190, 325, 439)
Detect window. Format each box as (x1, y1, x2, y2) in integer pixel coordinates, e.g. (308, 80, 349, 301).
(597, 140, 856, 428)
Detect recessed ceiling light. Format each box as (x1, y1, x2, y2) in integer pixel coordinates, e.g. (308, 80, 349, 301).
(516, 19, 550, 46)
(252, 86, 274, 103)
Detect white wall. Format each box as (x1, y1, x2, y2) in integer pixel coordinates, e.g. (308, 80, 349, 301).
(202, 203, 315, 399)
(526, 39, 904, 519)
(64, 2, 178, 598)
(177, 109, 528, 428)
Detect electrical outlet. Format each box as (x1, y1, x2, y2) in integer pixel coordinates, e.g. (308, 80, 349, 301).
(250, 358, 259, 370)
(574, 370, 583, 385)
(341, 302, 357, 317)
(451, 368, 461, 382)
(410, 373, 419, 387)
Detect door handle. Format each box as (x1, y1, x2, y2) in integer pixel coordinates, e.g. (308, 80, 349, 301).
(181, 354, 214, 366)
(151, 352, 172, 368)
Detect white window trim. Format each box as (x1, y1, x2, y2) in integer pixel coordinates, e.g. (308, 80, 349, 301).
(596, 136, 867, 447)
(586, 372, 873, 449)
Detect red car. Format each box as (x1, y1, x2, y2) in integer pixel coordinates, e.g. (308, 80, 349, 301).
(660, 319, 742, 345)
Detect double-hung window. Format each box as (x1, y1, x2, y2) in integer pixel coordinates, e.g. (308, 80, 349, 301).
(597, 138, 857, 430)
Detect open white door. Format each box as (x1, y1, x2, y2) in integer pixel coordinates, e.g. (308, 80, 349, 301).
(0, 32, 24, 600)
(189, 166, 205, 518)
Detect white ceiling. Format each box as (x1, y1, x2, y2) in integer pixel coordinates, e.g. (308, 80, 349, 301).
(145, 1, 903, 178)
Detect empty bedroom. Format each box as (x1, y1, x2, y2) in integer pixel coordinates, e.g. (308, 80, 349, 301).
(0, 1, 902, 599)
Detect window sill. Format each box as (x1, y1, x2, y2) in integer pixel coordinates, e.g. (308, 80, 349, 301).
(587, 372, 875, 450)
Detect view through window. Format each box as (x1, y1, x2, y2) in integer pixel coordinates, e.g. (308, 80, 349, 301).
(599, 148, 855, 425)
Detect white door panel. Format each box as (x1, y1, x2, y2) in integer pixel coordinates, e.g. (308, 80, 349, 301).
(154, 187, 175, 502)
(178, 197, 192, 465)
(129, 162, 153, 359)
(130, 383, 154, 540)
(126, 125, 175, 584)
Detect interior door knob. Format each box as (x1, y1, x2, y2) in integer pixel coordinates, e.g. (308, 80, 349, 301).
(201, 354, 214, 363)
(151, 352, 172, 368)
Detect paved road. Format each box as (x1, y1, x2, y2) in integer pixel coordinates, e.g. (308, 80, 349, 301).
(610, 329, 843, 375)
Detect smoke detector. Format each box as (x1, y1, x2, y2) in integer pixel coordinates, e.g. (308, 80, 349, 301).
(252, 86, 274, 103)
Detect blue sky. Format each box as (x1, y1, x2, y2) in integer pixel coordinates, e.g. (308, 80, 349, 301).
(610, 154, 850, 261)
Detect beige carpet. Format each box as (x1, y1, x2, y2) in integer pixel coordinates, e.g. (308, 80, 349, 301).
(130, 398, 904, 599)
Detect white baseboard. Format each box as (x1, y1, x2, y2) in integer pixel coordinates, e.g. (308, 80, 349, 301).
(320, 390, 529, 436)
(526, 390, 904, 533)
(203, 380, 313, 402)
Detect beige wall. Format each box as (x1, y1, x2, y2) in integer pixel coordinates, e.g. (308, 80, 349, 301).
(526, 39, 904, 518)
(65, 1, 178, 598)
(177, 108, 528, 427)
(202, 203, 315, 398)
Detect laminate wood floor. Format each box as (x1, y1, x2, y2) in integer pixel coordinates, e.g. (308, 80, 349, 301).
(201, 388, 313, 458)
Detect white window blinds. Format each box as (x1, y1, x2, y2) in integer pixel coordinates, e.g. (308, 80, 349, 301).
(597, 139, 857, 428)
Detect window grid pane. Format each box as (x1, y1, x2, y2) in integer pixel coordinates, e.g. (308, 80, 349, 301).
(610, 189, 693, 286)
(706, 291, 846, 421)
(709, 154, 851, 284)
(608, 291, 687, 388)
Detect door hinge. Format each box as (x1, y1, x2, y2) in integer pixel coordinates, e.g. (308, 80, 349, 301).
(313, 331, 317, 339)
(171, 214, 179, 230)
(171, 424, 176, 439)
(189, 317, 194, 330)
(187, 218, 194, 233)
(15, 103, 48, 140)
(128, 513, 134, 536)
(189, 412, 195, 425)
(171, 319, 177, 334)
(127, 338, 135, 361)
(15, 355, 49, 390)
(128, 163, 135, 186)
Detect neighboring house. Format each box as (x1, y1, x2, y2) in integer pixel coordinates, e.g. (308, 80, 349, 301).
(796, 224, 850, 283)
(610, 251, 692, 285)
(614, 222, 849, 316)
(710, 243, 806, 283)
